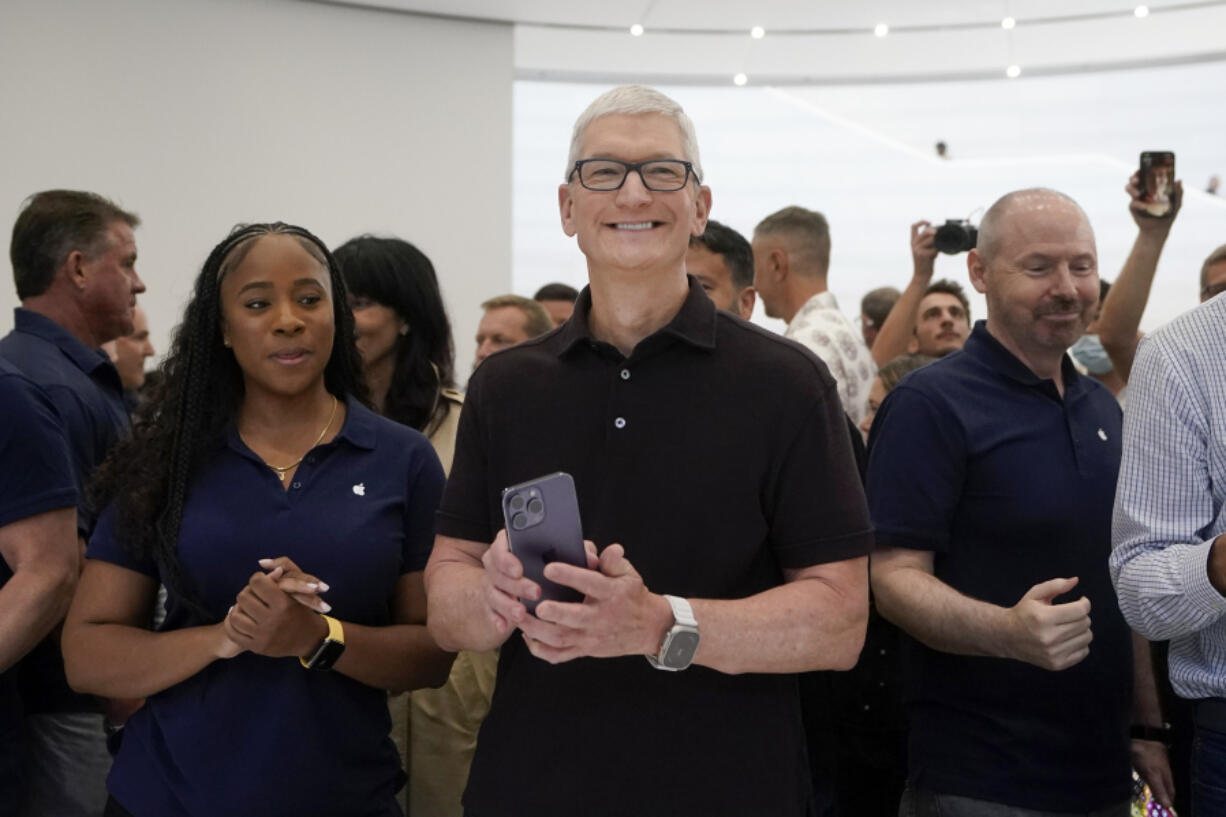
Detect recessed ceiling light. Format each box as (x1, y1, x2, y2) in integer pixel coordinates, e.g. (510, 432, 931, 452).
(874, 23, 889, 37)
(630, 23, 644, 36)
(1006, 64, 1022, 78)
(733, 73, 748, 86)
(1134, 5, 1149, 17)
(1001, 16, 1016, 29)
(750, 26, 765, 39)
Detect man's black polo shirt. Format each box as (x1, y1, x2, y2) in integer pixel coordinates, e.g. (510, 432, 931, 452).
(0, 308, 128, 716)
(438, 276, 873, 817)
(865, 321, 1132, 812)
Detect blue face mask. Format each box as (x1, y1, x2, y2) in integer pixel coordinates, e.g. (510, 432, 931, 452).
(1070, 334, 1113, 375)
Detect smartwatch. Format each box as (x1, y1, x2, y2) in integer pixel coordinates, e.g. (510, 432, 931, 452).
(646, 595, 699, 671)
(300, 614, 345, 670)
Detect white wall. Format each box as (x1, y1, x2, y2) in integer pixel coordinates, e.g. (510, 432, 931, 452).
(0, 0, 513, 376)
(514, 65, 1226, 336)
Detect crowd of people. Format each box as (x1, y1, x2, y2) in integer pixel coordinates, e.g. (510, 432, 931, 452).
(1, 83, 1225, 817)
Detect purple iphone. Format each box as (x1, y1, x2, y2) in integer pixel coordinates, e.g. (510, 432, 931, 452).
(501, 472, 588, 615)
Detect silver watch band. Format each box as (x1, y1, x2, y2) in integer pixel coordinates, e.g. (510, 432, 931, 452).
(646, 595, 699, 671)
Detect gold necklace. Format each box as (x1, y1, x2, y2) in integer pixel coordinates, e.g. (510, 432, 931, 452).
(260, 395, 338, 482)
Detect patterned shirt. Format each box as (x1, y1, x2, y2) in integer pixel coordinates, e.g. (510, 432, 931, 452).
(785, 291, 876, 424)
(1111, 293, 1226, 699)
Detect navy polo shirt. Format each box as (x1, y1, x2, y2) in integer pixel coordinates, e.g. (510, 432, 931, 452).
(0, 308, 128, 535)
(86, 398, 444, 817)
(865, 322, 1132, 812)
(440, 277, 873, 817)
(0, 359, 77, 813)
(0, 308, 129, 716)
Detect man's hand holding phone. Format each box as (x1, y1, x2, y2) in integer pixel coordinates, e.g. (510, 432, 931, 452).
(480, 529, 599, 640)
(520, 543, 673, 665)
(1127, 171, 1182, 232)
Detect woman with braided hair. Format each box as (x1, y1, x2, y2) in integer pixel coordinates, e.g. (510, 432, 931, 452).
(61, 223, 452, 817)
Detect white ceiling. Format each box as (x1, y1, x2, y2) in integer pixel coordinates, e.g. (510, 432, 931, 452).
(308, 0, 1226, 83)
(310, 0, 1209, 30)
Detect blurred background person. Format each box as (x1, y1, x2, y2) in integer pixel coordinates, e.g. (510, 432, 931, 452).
(753, 205, 877, 423)
(860, 286, 900, 350)
(333, 236, 461, 469)
(859, 353, 936, 442)
(0, 189, 144, 815)
(686, 219, 755, 319)
(473, 294, 553, 370)
(334, 234, 486, 817)
(101, 304, 155, 406)
(532, 282, 578, 327)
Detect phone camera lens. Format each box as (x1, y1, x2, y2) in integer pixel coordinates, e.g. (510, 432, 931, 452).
(511, 512, 529, 530)
(527, 498, 544, 515)
(510, 494, 526, 512)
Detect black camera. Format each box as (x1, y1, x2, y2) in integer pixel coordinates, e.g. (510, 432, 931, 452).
(933, 220, 978, 255)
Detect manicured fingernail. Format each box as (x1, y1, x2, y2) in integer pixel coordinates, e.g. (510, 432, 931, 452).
(258, 558, 274, 566)
(318, 582, 330, 592)
(319, 601, 332, 613)
(305, 582, 319, 591)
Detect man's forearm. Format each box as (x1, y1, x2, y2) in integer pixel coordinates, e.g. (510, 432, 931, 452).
(873, 564, 1014, 658)
(872, 274, 928, 367)
(0, 565, 76, 673)
(1098, 231, 1169, 378)
(688, 557, 868, 674)
(1131, 633, 1164, 726)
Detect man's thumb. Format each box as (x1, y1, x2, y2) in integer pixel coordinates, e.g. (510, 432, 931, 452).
(1025, 576, 1079, 604)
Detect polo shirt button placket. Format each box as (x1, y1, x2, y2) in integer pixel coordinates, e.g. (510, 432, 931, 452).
(620, 368, 631, 381)
(614, 417, 627, 430)
(291, 481, 302, 490)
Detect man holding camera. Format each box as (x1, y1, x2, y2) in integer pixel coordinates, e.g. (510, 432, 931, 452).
(425, 85, 872, 817)
(867, 188, 1170, 816)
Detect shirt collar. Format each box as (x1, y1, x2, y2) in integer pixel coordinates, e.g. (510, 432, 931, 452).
(14, 307, 116, 377)
(963, 320, 1083, 395)
(796, 290, 840, 317)
(555, 275, 718, 358)
(224, 393, 378, 454)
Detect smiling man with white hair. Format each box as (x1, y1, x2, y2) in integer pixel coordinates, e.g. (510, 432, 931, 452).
(425, 85, 872, 817)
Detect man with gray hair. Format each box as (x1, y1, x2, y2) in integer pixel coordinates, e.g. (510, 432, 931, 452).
(868, 188, 1170, 816)
(752, 205, 877, 423)
(0, 190, 145, 815)
(426, 85, 871, 817)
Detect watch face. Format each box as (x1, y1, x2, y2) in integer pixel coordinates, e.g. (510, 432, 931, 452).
(663, 630, 700, 668)
(310, 639, 345, 671)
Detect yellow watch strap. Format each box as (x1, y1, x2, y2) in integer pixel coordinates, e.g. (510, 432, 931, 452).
(299, 614, 344, 668)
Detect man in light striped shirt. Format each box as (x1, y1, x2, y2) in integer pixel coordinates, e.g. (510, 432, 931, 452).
(1112, 288, 1226, 817)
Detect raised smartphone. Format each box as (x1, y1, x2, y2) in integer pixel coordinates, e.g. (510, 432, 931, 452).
(501, 472, 588, 615)
(1139, 151, 1175, 217)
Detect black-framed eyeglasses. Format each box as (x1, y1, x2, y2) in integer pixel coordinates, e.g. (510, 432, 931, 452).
(570, 159, 697, 192)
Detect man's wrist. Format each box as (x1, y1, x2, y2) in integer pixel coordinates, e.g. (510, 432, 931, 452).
(1208, 535, 1226, 597)
(643, 593, 674, 655)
